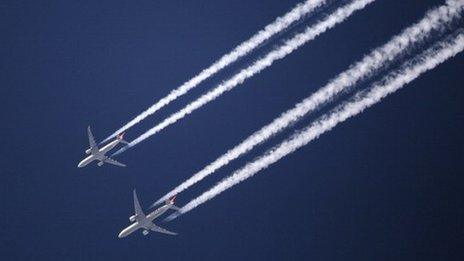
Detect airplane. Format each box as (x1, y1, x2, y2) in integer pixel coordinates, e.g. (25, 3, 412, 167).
(77, 126, 127, 168)
(118, 189, 179, 238)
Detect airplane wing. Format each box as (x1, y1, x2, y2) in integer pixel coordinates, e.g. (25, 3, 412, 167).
(170, 205, 181, 211)
(151, 225, 177, 236)
(133, 189, 146, 221)
(87, 126, 99, 153)
(104, 157, 126, 167)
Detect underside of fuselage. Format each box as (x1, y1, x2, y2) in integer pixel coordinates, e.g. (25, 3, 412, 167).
(118, 222, 141, 238)
(78, 153, 104, 168)
(118, 221, 152, 238)
(100, 140, 119, 154)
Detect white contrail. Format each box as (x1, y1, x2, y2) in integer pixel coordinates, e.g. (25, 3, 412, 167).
(102, 0, 327, 143)
(112, 0, 376, 156)
(167, 32, 464, 220)
(152, 0, 464, 207)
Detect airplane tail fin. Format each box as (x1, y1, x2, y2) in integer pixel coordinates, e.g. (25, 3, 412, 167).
(166, 195, 176, 205)
(166, 195, 180, 211)
(117, 132, 130, 145)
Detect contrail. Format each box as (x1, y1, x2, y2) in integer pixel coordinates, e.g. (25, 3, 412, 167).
(113, 0, 376, 156)
(102, 0, 327, 143)
(167, 32, 464, 220)
(152, 0, 464, 207)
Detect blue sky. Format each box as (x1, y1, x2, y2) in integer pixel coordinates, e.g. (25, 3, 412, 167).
(1, 0, 463, 260)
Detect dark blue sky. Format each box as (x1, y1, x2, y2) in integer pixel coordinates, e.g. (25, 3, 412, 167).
(1, 0, 463, 260)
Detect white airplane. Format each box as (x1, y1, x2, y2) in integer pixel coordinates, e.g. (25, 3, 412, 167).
(118, 189, 179, 238)
(77, 126, 127, 168)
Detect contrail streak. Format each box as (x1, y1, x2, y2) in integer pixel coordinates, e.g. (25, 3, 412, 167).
(153, 0, 464, 207)
(168, 32, 464, 220)
(113, 0, 376, 156)
(102, 0, 327, 143)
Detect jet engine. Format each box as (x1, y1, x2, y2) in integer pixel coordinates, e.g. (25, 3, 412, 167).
(97, 161, 104, 166)
(142, 230, 149, 236)
(129, 215, 136, 222)
(85, 148, 91, 154)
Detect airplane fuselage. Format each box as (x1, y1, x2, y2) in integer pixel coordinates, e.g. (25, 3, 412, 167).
(78, 139, 120, 168)
(118, 222, 142, 238)
(118, 204, 172, 238)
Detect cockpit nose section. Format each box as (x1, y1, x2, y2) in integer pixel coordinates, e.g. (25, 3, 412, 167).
(77, 160, 85, 168)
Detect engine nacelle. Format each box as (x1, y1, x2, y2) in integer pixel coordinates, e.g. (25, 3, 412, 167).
(129, 215, 136, 222)
(142, 230, 149, 236)
(97, 161, 104, 167)
(85, 148, 91, 154)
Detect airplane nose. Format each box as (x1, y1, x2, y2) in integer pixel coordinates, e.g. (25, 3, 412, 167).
(118, 231, 125, 238)
(78, 159, 87, 168)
